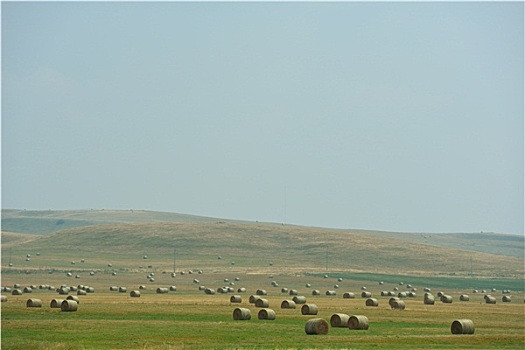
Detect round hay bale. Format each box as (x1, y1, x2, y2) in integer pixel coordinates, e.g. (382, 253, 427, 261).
(61, 300, 78, 312)
(1, 295, 7, 302)
(424, 294, 435, 305)
(271, 281, 278, 287)
(437, 291, 444, 297)
(169, 286, 177, 292)
(502, 295, 511, 303)
(13, 283, 21, 289)
(26, 298, 42, 307)
(451, 319, 475, 334)
(118, 287, 127, 293)
(258, 308, 276, 320)
(366, 298, 379, 307)
(330, 313, 350, 327)
(349, 315, 369, 330)
(23, 287, 32, 293)
(230, 295, 242, 303)
(343, 292, 355, 299)
(67, 295, 80, 304)
(232, 307, 251, 320)
(248, 295, 260, 303)
(288, 289, 298, 296)
(256, 289, 267, 296)
(301, 303, 318, 315)
(459, 294, 470, 301)
(139, 285, 146, 290)
(237, 287, 246, 293)
(397, 292, 407, 298)
(312, 290, 321, 296)
(305, 318, 329, 335)
(361, 286, 367, 290)
(292, 296, 307, 304)
(485, 296, 497, 304)
(440, 295, 453, 303)
(204, 288, 215, 295)
(77, 290, 87, 296)
(280, 300, 296, 309)
(86, 287, 95, 293)
(50, 298, 64, 308)
(305, 283, 311, 288)
(281, 287, 289, 293)
(130, 290, 141, 297)
(391, 300, 406, 310)
(361, 291, 371, 298)
(255, 298, 269, 308)
(325, 290, 336, 296)
(12, 289, 22, 295)
(389, 297, 401, 307)
(381, 291, 388, 296)
(156, 287, 169, 294)
(408, 292, 416, 298)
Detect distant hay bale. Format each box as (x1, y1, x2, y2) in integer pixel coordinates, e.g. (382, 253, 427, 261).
(118, 287, 127, 293)
(451, 319, 475, 334)
(361, 291, 371, 298)
(258, 308, 276, 320)
(139, 285, 146, 290)
(13, 283, 21, 289)
(440, 295, 453, 303)
(288, 289, 298, 296)
(408, 292, 416, 298)
(156, 287, 169, 294)
(312, 290, 321, 296)
(389, 297, 401, 307)
(381, 291, 388, 296)
(232, 307, 251, 320)
(204, 288, 215, 295)
(50, 299, 64, 308)
(379, 281, 384, 285)
(77, 290, 87, 296)
(67, 295, 80, 304)
(26, 298, 42, 307)
(1, 295, 7, 302)
(86, 287, 95, 293)
(502, 295, 511, 303)
(361, 286, 367, 291)
(237, 288, 246, 293)
(301, 303, 319, 315)
(255, 298, 269, 308)
(280, 300, 296, 309)
(437, 291, 444, 297)
(23, 287, 32, 293)
(424, 294, 435, 305)
(230, 295, 242, 303)
(459, 294, 470, 301)
(343, 292, 355, 299)
(305, 283, 311, 288)
(391, 300, 406, 310)
(349, 315, 369, 330)
(305, 318, 329, 335)
(169, 286, 177, 292)
(365, 298, 379, 307)
(281, 287, 289, 293)
(325, 290, 336, 296)
(330, 313, 350, 327)
(485, 296, 497, 304)
(397, 292, 407, 298)
(130, 290, 141, 297)
(249, 295, 261, 304)
(424, 288, 431, 292)
(292, 296, 307, 304)
(61, 300, 78, 312)
(12, 289, 22, 295)
(256, 289, 267, 296)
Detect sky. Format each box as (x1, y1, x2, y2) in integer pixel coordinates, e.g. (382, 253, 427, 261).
(1, 1, 523, 234)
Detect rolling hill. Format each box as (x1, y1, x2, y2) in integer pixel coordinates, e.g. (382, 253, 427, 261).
(1, 209, 523, 284)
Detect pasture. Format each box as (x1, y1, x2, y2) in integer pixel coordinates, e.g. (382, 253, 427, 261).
(1, 269, 524, 349)
(1, 210, 524, 349)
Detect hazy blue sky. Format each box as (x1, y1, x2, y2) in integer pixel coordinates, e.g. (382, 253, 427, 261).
(2, 1, 523, 234)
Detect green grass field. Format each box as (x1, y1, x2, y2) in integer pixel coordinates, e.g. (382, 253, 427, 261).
(1, 210, 524, 349)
